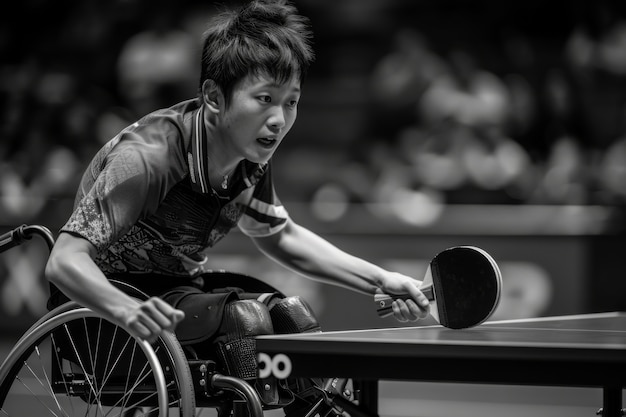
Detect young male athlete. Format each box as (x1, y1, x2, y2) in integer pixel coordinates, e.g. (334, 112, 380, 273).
(45, 0, 429, 407)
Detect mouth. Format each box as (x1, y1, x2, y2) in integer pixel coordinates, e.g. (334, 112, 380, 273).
(256, 137, 278, 148)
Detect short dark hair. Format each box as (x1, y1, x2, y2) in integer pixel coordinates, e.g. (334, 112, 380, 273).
(199, 0, 315, 105)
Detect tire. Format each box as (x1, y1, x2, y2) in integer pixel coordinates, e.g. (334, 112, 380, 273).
(0, 304, 195, 417)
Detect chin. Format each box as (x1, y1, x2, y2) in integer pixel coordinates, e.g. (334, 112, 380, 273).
(247, 150, 276, 164)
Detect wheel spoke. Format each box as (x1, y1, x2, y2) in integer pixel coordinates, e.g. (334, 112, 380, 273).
(63, 323, 106, 416)
(22, 358, 67, 417)
(51, 333, 77, 417)
(0, 306, 187, 417)
(15, 376, 62, 417)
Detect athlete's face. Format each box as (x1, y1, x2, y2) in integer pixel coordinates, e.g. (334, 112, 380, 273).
(220, 73, 301, 164)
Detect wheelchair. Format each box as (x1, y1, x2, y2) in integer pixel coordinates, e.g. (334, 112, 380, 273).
(0, 225, 377, 417)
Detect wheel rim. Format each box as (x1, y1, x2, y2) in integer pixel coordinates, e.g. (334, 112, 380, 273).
(0, 308, 174, 417)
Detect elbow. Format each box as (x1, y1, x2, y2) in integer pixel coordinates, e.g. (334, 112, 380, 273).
(45, 244, 79, 290)
(44, 233, 95, 289)
(45, 250, 65, 287)
(253, 231, 290, 262)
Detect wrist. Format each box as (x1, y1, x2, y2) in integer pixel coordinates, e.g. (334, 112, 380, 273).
(371, 268, 388, 294)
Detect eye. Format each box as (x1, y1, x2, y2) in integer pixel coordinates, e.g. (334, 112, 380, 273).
(258, 95, 272, 103)
(288, 99, 298, 107)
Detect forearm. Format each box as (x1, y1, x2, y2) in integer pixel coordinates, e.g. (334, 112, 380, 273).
(46, 233, 184, 342)
(45, 240, 139, 326)
(253, 221, 385, 295)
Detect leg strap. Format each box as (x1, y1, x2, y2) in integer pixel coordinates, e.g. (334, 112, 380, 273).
(214, 299, 274, 380)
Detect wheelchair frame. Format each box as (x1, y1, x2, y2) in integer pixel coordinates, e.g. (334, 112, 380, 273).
(0, 224, 378, 417)
(0, 225, 264, 417)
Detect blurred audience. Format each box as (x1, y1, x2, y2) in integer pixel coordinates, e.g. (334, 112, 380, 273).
(116, 12, 198, 117)
(2, 0, 626, 231)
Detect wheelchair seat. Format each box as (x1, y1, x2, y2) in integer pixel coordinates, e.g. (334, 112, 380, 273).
(0, 225, 265, 417)
(0, 224, 374, 417)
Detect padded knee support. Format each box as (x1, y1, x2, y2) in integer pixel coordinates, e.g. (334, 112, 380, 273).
(268, 297, 325, 411)
(269, 296, 321, 334)
(214, 299, 274, 380)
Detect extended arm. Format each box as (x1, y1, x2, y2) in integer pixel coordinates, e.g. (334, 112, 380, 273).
(251, 218, 429, 321)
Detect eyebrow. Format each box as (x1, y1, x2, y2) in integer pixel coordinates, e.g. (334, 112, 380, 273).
(264, 81, 301, 94)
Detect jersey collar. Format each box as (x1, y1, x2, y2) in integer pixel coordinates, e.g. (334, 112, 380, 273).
(187, 105, 268, 194)
(187, 105, 212, 193)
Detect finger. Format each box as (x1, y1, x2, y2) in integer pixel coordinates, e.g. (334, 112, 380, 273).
(137, 311, 163, 336)
(395, 298, 426, 322)
(392, 300, 408, 322)
(405, 299, 428, 320)
(403, 284, 430, 311)
(399, 299, 419, 321)
(163, 311, 185, 332)
(127, 320, 156, 342)
(407, 296, 429, 317)
(150, 298, 185, 327)
(171, 308, 185, 324)
(142, 299, 177, 330)
(151, 296, 176, 314)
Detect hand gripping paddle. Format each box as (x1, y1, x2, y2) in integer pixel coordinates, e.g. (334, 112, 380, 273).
(375, 246, 502, 329)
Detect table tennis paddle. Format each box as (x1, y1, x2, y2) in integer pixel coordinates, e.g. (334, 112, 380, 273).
(375, 246, 502, 329)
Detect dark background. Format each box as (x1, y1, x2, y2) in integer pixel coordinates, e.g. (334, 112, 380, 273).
(2, 0, 626, 334)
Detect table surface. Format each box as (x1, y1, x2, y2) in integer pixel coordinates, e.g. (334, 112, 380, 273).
(256, 311, 626, 387)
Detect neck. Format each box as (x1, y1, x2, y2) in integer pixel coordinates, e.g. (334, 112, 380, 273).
(203, 105, 240, 189)
(207, 149, 238, 178)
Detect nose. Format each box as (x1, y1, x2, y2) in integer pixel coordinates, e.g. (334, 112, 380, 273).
(267, 106, 286, 132)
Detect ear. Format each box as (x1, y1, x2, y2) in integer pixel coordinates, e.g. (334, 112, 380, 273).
(201, 79, 223, 114)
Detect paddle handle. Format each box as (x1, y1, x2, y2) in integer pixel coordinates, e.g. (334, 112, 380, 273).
(375, 287, 433, 318)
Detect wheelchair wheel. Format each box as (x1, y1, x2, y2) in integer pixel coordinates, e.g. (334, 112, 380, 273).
(0, 304, 195, 417)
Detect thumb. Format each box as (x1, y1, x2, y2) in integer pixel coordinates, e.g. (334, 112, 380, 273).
(163, 309, 185, 333)
(172, 309, 185, 323)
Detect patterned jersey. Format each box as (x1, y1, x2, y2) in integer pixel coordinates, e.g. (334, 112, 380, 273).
(61, 99, 289, 277)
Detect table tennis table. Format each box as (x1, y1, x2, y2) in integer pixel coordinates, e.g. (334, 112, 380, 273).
(256, 311, 626, 417)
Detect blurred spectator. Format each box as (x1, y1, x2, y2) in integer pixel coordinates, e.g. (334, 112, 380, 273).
(368, 28, 448, 139)
(597, 105, 626, 204)
(2, 0, 626, 223)
(116, 12, 198, 116)
(527, 68, 591, 205)
(565, 6, 626, 149)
